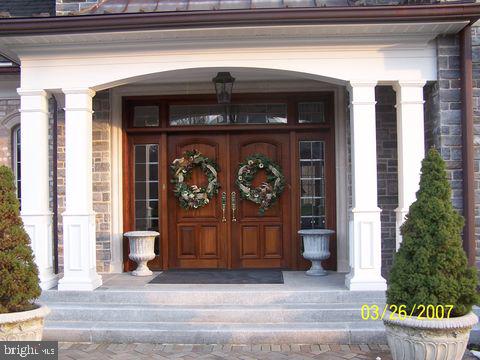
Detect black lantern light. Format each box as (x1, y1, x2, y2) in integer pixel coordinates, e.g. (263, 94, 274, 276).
(212, 72, 235, 104)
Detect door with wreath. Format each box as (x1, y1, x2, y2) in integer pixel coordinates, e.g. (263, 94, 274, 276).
(168, 133, 291, 269)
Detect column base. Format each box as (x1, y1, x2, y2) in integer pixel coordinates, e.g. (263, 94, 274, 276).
(345, 272, 387, 291)
(21, 213, 58, 290)
(58, 273, 102, 291)
(60, 212, 102, 291)
(40, 273, 58, 290)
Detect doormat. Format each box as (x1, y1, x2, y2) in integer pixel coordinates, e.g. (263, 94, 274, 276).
(149, 269, 284, 284)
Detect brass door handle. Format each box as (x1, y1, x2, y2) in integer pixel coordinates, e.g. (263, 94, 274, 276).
(221, 192, 227, 222)
(231, 191, 237, 222)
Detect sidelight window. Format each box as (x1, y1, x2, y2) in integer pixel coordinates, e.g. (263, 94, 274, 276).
(133, 144, 159, 232)
(299, 140, 326, 229)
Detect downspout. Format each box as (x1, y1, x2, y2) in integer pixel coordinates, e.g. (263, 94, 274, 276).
(51, 94, 59, 274)
(459, 23, 475, 266)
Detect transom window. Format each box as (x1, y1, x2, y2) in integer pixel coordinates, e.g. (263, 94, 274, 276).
(126, 93, 332, 128)
(169, 103, 288, 125)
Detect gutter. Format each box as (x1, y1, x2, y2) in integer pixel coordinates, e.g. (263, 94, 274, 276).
(459, 23, 476, 266)
(0, 4, 479, 36)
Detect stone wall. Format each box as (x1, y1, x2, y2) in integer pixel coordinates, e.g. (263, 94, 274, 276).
(434, 34, 464, 211)
(56, 0, 98, 15)
(472, 24, 480, 269)
(375, 86, 399, 278)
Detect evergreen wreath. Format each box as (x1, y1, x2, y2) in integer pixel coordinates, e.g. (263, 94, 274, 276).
(171, 150, 220, 209)
(236, 154, 285, 215)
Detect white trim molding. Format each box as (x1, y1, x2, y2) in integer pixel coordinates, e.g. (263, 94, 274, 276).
(1, 111, 20, 129)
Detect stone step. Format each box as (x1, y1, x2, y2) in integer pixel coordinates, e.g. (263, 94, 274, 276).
(45, 302, 376, 323)
(43, 320, 387, 344)
(40, 289, 385, 306)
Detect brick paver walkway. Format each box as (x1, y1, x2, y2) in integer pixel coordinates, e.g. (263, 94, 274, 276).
(59, 343, 393, 359)
(59, 342, 480, 359)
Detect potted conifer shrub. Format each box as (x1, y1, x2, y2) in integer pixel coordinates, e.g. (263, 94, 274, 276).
(0, 166, 49, 340)
(383, 149, 478, 360)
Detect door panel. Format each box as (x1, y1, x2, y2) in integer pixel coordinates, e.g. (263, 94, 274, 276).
(230, 134, 291, 268)
(168, 135, 228, 269)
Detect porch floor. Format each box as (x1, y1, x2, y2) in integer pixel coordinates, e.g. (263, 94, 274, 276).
(96, 271, 349, 291)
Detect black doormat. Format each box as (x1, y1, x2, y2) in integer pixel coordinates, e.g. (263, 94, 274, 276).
(149, 269, 284, 284)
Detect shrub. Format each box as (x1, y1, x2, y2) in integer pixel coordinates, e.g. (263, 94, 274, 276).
(386, 148, 478, 317)
(0, 165, 40, 314)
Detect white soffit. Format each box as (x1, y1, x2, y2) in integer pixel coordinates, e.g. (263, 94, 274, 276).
(0, 21, 469, 49)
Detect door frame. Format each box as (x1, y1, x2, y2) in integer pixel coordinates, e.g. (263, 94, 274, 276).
(122, 91, 336, 271)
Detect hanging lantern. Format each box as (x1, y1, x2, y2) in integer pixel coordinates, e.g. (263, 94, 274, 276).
(212, 72, 235, 104)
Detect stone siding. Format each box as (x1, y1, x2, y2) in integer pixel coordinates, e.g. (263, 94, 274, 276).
(56, 0, 98, 15)
(375, 86, 398, 278)
(472, 24, 480, 269)
(433, 34, 464, 211)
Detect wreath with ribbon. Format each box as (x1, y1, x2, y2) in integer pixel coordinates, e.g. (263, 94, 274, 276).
(236, 154, 285, 215)
(171, 150, 220, 209)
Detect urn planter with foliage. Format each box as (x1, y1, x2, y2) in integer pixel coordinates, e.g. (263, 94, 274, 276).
(384, 149, 478, 360)
(0, 166, 49, 340)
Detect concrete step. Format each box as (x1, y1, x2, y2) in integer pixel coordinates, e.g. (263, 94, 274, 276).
(40, 289, 385, 306)
(43, 320, 387, 344)
(45, 302, 377, 323)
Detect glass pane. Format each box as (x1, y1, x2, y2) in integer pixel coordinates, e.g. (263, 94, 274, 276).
(134, 144, 159, 232)
(148, 164, 158, 181)
(300, 142, 311, 159)
(299, 140, 326, 229)
(298, 102, 325, 123)
(170, 103, 287, 125)
(170, 105, 226, 125)
(133, 106, 159, 127)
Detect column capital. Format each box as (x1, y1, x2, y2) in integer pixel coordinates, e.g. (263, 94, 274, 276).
(347, 81, 377, 91)
(62, 88, 96, 97)
(18, 88, 49, 113)
(348, 81, 377, 106)
(393, 80, 427, 91)
(17, 89, 48, 97)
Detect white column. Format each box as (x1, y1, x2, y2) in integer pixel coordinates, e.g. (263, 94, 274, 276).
(18, 89, 58, 290)
(345, 81, 386, 291)
(58, 88, 102, 291)
(393, 81, 426, 250)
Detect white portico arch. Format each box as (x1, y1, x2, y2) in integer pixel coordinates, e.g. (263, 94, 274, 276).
(1, 19, 455, 290)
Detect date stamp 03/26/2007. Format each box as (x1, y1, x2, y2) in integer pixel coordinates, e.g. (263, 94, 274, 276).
(361, 304, 455, 321)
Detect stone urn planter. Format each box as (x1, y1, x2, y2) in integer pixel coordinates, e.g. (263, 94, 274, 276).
(124, 231, 159, 276)
(383, 310, 478, 360)
(0, 304, 50, 341)
(298, 229, 335, 276)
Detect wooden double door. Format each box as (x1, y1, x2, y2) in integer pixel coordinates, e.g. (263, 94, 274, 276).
(168, 133, 291, 269)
